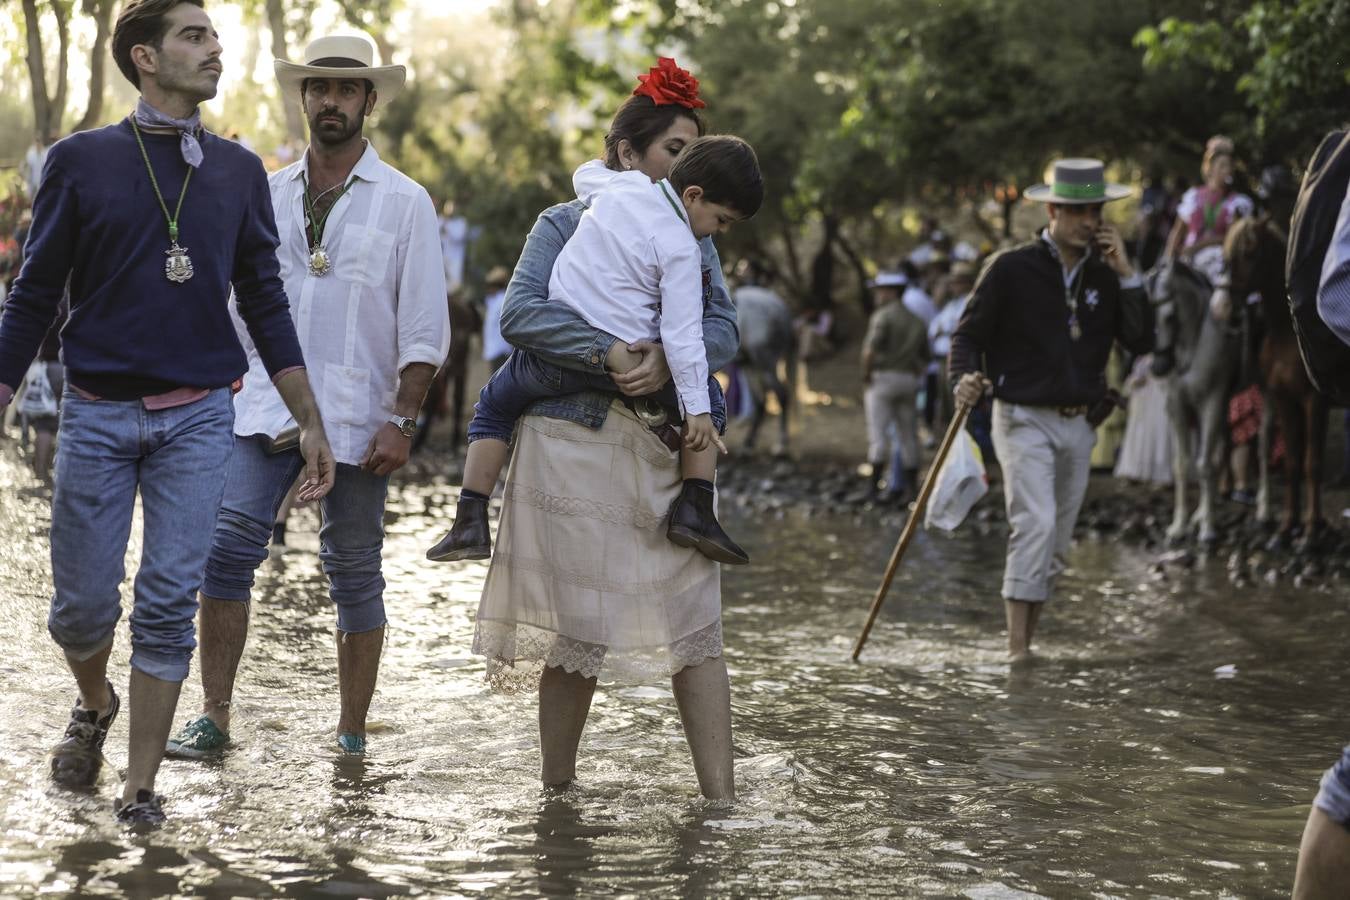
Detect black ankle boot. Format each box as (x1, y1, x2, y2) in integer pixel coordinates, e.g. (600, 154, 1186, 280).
(426, 493, 491, 561)
(666, 482, 749, 565)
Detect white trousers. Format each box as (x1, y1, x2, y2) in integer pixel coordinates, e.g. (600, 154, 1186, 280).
(864, 370, 920, 468)
(991, 400, 1096, 602)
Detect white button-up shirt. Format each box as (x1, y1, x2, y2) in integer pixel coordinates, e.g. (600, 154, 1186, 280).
(231, 142, 450, 464)
(549, 161, 709, 417)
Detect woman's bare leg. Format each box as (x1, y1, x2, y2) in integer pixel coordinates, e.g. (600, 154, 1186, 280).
(538, 664, 597, 787)
(671, 656, 735, 800)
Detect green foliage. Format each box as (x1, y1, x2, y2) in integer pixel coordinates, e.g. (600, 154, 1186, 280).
(1136, 0, 1350, 163)
(7, 0, 1347, 306)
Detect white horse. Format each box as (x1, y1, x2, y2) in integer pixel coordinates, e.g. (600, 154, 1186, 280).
(1149, 259, 1241, 545)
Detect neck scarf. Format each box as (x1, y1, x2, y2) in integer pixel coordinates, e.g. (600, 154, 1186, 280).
(133, 98, 204, 169)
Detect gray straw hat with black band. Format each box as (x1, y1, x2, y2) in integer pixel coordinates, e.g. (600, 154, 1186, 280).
(1023, 158, 1131, 205)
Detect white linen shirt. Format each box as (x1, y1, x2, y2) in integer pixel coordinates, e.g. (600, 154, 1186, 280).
(230, 142, 450, 464)
(548, 161, 709, 417)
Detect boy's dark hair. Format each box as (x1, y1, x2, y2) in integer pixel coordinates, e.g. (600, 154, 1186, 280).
(113, 0, 205, 89)
(603, 94, 706, 171)
(669, 135, 764, 218)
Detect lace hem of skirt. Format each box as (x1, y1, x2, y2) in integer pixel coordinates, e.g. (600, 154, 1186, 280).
(472, 618, 724, 694)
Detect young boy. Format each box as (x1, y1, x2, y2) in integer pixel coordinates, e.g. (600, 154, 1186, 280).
(427, 135, 763, 566)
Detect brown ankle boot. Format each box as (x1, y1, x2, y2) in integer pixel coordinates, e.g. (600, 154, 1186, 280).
(666, 482, 749, 565)
(426, 493, 491, 561)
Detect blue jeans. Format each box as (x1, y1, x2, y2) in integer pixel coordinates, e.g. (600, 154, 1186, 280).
(201, 435, 390, 633)
(468, 350, 727, 444)
(1315, 745, 1350, 829)
(48, 387, 236, 682)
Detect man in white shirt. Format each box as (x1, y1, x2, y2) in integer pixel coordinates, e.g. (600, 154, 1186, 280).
(167, 34, 450, 759)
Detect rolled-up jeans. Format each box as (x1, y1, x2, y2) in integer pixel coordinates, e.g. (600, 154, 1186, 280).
(1314, 744, 1350, 829)
(201, 435, 390, 634)
(48, 387, 236, 682)
(468, 349, 727, 444)
(990, 400, 1096, 602)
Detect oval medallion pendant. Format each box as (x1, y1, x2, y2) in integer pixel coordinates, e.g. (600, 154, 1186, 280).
(309, 247, 332, 277)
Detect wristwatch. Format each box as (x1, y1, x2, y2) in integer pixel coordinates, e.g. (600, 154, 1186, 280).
(389, 414, 417, 438)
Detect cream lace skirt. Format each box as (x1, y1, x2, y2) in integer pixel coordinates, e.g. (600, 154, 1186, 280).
(471, 401, 723, 692)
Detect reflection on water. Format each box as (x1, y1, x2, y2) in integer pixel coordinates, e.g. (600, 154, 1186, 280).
(0, 447, 1342, 896)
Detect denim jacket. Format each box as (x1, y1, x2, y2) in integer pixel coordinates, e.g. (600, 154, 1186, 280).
(498, 198, 739, 429)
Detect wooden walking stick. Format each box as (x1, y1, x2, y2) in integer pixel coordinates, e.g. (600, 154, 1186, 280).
(851, 400, 974, 662)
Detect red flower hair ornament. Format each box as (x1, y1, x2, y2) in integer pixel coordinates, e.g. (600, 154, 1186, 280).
(633, 57, 706, 110)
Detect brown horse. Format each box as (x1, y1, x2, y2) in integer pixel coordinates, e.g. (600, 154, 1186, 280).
(1224, 216, 1331, 548)
(414, 289, 480, 454)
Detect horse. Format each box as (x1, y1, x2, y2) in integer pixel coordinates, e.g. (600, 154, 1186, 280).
(1224, 216, 1330, 549)
(732, 283, 797, 453)
(414, 288, 480, 455)
(1149, 258, 1242, 545)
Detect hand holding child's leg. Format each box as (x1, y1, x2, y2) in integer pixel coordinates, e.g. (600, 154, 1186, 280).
(605, 342, 644, 375)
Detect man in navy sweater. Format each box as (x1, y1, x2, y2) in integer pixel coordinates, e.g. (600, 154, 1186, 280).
(0, 0, 334, 826)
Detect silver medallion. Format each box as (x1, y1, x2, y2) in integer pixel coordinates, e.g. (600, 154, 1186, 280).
(165, 243, 194, 283)
(308, 247, 332, 277)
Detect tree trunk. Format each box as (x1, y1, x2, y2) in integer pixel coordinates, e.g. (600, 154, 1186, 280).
(74, 0, 114, 132)
(808, 212, 839, 311)
(834, 229, 873, 317)
(266, 0, 306, 142)
(51, 0, 71, 130)
(780, 219, 803, 299)
(333, 0, 396, 66)
(22, 0, 53, 139)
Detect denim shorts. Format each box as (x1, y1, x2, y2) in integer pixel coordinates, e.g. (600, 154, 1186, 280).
(468, 350, 726, 444)
(1314, 744, 1350, 829)
(48, 387, 236, 682)
(201, 434, 390, 633)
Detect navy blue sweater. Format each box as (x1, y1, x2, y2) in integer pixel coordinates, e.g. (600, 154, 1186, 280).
(0, 118, 304, 398)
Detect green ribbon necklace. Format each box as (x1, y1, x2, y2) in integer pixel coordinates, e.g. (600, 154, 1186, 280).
(301, 171, 355, 277)
(132, 119, 195, 283)
(659, 180, 689, 227)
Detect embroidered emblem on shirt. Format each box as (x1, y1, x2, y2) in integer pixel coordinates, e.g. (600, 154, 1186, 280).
(1085, 287, 1101, 310)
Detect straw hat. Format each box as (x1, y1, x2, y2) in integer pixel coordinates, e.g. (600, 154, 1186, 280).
(275, 33, 405, 104)
(1024, 158, 1131, 205)
(485, 265, 510, 288)
(868, 270, 908, 289)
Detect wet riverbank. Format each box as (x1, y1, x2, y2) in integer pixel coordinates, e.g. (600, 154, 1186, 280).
(0, 435, 1344, 897)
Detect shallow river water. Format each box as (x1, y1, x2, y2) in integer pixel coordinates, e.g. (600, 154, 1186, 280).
(0, 444, 1344, 898)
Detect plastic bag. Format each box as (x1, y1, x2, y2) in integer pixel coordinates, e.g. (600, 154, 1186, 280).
(17, 361, 57, 418)
(924, 431, 987, 532)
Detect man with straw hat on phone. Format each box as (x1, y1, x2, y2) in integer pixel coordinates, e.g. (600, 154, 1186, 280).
(950, 158, 1152, 661)
(167, 31, 449, 760)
